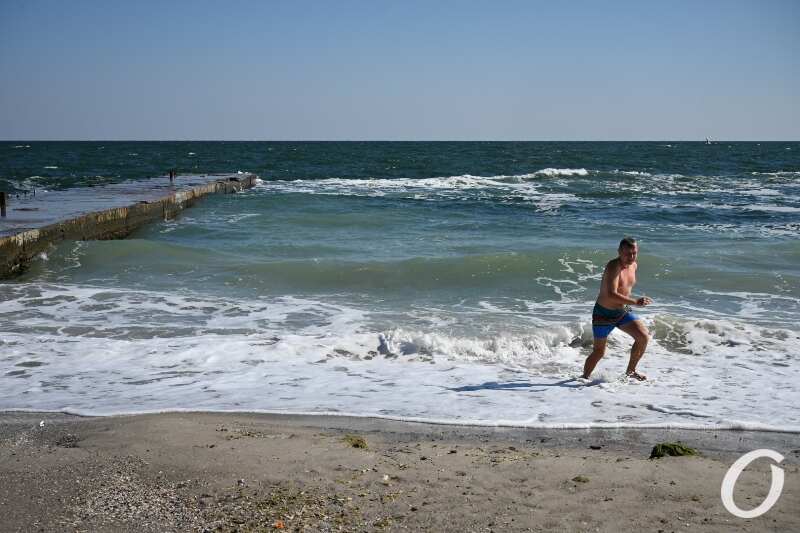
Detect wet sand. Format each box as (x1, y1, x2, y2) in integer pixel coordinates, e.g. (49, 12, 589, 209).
(1, 412, 798, 532)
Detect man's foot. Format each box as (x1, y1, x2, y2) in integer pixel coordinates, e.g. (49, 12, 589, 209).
(626, 370, 647, 381)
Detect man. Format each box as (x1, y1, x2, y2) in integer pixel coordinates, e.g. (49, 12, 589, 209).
(582, 237, 653, 381)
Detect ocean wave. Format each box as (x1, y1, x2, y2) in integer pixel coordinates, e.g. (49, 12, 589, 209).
(374, 310, 800, 367)
(743, 204, 800, 213)
(0, 283, 365, 340)
(376, 325, 585, 367)
(685, 202, 800, 214)
(59, 247, 595, 292)
(757, 222, 800, 237)
(265, 174, 531, 190)
(750, 171, 800, 177)
(650, 313, 800, 357)
(2, 283, 798, 429)
(737, 188, 782, 197)
(258, 174, 585, 211)
(5, 283, 794, 366)
(610, 170, 653, 177)
(260, 170, 786, 204)
(533, 168, 588, 177)
(261, 169, 595, 192)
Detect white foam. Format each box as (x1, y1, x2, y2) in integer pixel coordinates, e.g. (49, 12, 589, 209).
(738, 188, 782, 197)
(225, 212, 260, 224)
(1, 283, 799, 431)
(4, 407, 797, 433)
(534, 168, 588, 177)
(659, 221, 800, 238)
(257, 169, 795, 209)
(581, 172, 757, 198)
(744, 204, 800, 213)
(751, 171, 800, 177)
(611, 170, 653, 177)
(258, 174, 586, 212)
(677, 201, 800, 213)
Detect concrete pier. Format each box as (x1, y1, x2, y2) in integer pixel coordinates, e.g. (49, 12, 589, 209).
(0, 173, 258, 279)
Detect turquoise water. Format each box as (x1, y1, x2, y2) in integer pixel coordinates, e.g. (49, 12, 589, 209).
(1, 142, 799, 429)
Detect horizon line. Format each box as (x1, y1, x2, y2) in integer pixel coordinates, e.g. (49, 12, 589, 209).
(2, 139, 799, 143)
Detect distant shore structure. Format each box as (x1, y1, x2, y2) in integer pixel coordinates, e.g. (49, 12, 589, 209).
(0, 172, 259, 279)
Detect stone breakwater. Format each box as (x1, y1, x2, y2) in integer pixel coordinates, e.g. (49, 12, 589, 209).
(0, 173, 258, 279)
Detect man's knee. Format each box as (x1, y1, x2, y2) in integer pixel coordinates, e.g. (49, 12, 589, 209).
(632, 322, 649, 342)
(590, 345, 607, 358)
(634, 331, 649, 346)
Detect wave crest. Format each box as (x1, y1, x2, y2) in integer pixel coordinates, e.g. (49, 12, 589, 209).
(534, 168, 588, 177)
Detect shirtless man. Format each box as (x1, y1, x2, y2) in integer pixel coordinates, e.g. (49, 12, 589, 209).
(582, 237, 653, 381)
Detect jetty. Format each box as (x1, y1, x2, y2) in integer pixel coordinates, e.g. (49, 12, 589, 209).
(0, 172, 258, 279)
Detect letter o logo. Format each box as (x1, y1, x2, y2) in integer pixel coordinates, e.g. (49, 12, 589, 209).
(721, 449, 785, 519)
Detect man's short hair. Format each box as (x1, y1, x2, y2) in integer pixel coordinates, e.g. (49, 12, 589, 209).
(619, 236, 637, 249)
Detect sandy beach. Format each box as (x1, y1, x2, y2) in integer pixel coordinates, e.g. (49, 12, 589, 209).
(3, 1, 799, 531)
(1, 412, 797, 532)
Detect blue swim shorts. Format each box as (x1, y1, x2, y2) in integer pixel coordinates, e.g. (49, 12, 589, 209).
(592, 302, 638, 339)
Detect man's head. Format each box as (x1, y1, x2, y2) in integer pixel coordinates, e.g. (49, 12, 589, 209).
(618, 237, 638, 266)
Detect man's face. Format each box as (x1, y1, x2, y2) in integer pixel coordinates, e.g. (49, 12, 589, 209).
(619, 243, 638, 266)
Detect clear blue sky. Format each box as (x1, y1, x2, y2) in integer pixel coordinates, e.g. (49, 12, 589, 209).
(1, 0, 797, 140)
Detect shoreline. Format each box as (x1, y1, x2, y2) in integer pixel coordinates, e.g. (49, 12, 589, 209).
(3, 410, 800, 461)
(2, 411, 798, 531)
(4, 408, 799, 435)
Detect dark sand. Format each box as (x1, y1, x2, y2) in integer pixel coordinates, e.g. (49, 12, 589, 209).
(1, 412, 798, 532)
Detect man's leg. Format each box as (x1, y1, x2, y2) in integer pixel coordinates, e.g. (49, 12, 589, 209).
(582, 337, 607, 379)
(619, 320, 649, 380)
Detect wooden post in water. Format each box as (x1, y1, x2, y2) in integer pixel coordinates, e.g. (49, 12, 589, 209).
(1, 192, 6, 217)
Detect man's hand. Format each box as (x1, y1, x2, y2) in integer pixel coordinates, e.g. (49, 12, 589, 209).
(636, 296, 653, 306)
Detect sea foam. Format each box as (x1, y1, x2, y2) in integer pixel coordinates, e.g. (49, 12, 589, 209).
(2, 283, 798, 431)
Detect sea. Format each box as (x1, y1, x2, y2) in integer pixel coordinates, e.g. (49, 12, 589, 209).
(1, 141, 799, 431)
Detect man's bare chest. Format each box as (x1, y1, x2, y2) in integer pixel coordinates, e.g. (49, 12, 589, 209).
(619, 269, 636, 291)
